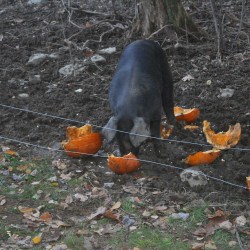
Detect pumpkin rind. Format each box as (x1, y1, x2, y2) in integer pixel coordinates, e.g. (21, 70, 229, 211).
(64, 133, 102, 158)
(174, 107, 200, 123)
(108, 153, 141, 174)
(185, 149, 221, 166)
(203, 121, 241, 149)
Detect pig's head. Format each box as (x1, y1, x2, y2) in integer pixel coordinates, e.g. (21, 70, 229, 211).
(102, 116, 150, 155)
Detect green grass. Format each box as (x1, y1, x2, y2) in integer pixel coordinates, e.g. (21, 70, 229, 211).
(212, 230, 238, 250)
(64, 233, 85, 250)
(110, 226, 190, 250)
(0, 224, 39, 241)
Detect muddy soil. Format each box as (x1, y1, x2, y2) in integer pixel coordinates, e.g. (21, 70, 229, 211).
(0, 0, 249, 203)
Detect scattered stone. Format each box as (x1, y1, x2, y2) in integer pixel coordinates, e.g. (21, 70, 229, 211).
(91, 54, 106, 63)
(98, 47, 116, 54)
(219, 220, 232, 230)
(29, 75, 41, 84)
(12, 173, 25, 181)
(59, 63, 86, 76)
(28, 0, 44, 4)
(18, 93, 29, 98)
(170, 212, 190, 220)
(75, 88, 83, 93)
(218, 88, 234, 98)
(180, 169, 208, 187)
(27, 53, 48, 66)
(235, 215, 247, 226)
(48, 53, 59, 59)
(103, 182, 114, 188)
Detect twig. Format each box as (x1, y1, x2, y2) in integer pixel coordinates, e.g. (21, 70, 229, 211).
(226, 11, 250, 28)
(235, 228, 245, 250)
(210, 0, 223, 61)
(233, 0, 246, 48)
(81, 22, 115, 48)
(147, 25, 172, 39)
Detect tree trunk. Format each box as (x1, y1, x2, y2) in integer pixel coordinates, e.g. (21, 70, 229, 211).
(132, 0, 203, 40)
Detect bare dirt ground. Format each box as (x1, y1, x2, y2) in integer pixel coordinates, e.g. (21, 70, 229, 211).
(0, 0, 249, 249)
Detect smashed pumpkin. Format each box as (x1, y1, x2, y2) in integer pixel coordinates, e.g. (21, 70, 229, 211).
(203, 121, 241, 150)
(108, 153, 141, 174)
(246, 177, 250, 191)
(185, 149, 221, 166)
(63, 124, 102, 158)
(160, 125, 173, 139)
(174, 107, 200, 123)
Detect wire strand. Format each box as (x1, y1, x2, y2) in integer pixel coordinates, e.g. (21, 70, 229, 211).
(0, 103, 249, 151)
(0, 135, 248, 191)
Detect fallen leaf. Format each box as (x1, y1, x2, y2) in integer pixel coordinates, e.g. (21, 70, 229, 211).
(0, 195, 6, 205)
(218, 220, 232, 230)
(40, 212, 52, 222)
(110, 201, 121, 211)
(205, 240, 217, 249)
(103, 210, 120, 222)
(87, 206, 106, 221)
(192, 242, 204, 250)
(122, 185, 139, 194)
(4, 149, 18, 156)
(32, 235, 42, 245)
(19, 207, 35, 214)
(74, 193, 88, 202)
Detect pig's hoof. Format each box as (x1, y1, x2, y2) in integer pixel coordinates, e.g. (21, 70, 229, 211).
(113, 149, 121, 157)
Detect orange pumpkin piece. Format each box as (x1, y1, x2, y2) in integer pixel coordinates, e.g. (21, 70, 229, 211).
(63, 124, 102, 158)
(246, 177, 250, 191)
(174, 107, 200, 123)
(108, 153, 141, 174)
(184, 125, 199, 131)
(203, 121, 241, 150)
(66, 124, 92, 141)
(185, 149, 221, 166)
(160, 124, 173, 139)
(64, 133, 102, 158)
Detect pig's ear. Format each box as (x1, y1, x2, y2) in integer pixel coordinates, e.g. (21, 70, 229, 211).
(130, 117, 150, 148)
(102, 116, 118, 143)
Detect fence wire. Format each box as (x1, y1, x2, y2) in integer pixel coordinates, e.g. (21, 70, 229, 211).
(0, 135, 248, 191)
(0, 103, 249, 151)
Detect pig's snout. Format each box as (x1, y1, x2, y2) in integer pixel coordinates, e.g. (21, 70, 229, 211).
(102, 116, 150, 155)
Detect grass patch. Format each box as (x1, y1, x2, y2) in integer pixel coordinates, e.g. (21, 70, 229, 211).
(64, 233, 85, 250)
(110, 226, 190, 250)
(212, 230, 238, 250)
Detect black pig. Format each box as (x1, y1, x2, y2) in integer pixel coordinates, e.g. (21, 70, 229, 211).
(102, 40, 175, 157)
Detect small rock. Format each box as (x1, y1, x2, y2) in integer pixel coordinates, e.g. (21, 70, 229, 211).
(27, 53, 48, 66)
(180, 169, 208, 187)
(170, 212, 190, 220)
(18, 93, 29, 98)
(98, 47, 116, 54)
(12, 173, 24, 181)
(103, 182, 114, 188)
(218, 88, 234, 98)
(91, 54, 106, 63)
(59, 63, 86, 76)
(75, 88, 83, 93)
(29, 75, 41, 84)
(48, 53, 59, 59)
(235, 215, 247, 226)
(28, 0, 43, 4)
